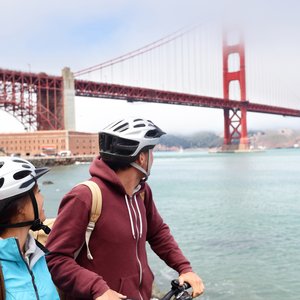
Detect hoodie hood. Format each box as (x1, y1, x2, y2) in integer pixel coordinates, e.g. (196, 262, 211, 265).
(89, 156, 145, 196)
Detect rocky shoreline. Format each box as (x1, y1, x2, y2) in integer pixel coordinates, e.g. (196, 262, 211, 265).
(27, 155, 95, 167)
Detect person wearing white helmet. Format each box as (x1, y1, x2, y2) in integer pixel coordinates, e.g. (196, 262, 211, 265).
(0, 157, 60, 300)
(46, 117, 205, 300)
(99, 118, 166, 180)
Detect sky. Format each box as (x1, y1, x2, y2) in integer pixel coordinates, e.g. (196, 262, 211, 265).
(0, 0, 299, 135)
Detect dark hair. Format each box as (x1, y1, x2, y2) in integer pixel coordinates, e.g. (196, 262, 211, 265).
(103, 159, 131, 172)
(0, 195, 31, 235)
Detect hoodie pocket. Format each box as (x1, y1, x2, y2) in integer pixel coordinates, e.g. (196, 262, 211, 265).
(118, 273, 140, 299)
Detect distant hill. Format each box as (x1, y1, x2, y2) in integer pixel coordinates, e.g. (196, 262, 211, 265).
(158, 131, 223, 150)
(249, 129, 300, 149)
(157, 129, 300, 150)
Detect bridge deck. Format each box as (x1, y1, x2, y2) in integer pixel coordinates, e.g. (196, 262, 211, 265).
(74, 80, 300, 117)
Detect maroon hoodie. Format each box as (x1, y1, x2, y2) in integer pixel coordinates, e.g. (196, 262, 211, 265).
(46, 157, 192, 300)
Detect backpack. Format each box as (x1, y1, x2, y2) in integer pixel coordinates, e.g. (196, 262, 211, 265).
(32, 180, 102, 260)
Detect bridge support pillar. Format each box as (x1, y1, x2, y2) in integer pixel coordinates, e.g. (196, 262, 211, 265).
(222, 31, 249, 151)
(62, 67, 76, 131)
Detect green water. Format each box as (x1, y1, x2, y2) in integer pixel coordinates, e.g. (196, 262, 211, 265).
(41, 149, 300, 300)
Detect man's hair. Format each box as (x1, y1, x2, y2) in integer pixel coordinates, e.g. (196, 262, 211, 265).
(103, 159, 131, 172)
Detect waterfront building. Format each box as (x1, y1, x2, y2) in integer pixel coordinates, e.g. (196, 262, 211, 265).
(0, 130, 98, 157)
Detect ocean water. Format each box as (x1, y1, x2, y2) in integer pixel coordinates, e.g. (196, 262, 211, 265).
(41, 149, 300, 300)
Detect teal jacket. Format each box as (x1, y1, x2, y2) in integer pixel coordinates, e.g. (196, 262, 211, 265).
(0, 234, 59, 300)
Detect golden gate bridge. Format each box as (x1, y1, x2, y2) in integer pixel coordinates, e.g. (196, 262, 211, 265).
(0, 26, 299, 151)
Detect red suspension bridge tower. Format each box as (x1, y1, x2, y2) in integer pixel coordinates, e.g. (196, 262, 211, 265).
(222, 31, 249, 150)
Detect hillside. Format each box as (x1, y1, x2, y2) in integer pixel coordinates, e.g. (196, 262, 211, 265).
(250, 129, 300, 149)
(156, 129, 300, 150)
(158, 131, 223, 150)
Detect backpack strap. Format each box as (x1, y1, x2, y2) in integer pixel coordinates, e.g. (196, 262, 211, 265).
(0, 263, 5, 300)
(75, 180, 102, 260)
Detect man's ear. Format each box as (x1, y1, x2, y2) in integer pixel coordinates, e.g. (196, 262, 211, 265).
(136, 151, 146, 166)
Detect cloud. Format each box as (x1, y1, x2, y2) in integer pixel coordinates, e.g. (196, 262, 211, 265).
(1, 0, 299, 72)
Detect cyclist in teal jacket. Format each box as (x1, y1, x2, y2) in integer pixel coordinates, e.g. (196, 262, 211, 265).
(0, 157, 59, 300)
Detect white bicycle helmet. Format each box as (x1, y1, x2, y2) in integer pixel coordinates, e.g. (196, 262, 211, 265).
(0, 157, 49, 201)
(99, 117, 165, 164)
(0, 157, 50, 233)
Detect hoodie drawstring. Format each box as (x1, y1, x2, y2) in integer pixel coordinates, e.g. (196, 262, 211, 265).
(124, 194, 143, 239)
(134, 195, 143, 238)
(125, 195, 136, 239)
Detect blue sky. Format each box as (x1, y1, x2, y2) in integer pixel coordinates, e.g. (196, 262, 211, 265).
(0, 0, 299, 134)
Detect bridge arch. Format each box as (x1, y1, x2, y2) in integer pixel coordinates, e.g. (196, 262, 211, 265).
(0, 69, 65, 131)
(0, 99, 63, 131)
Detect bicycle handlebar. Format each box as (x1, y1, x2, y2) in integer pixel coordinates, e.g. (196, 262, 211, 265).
(126, 279, 192, 300)
(161, 279, 192, 300)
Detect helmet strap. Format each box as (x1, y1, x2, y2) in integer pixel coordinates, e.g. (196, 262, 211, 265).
(130, 149, 152, 182)
(28, 189, 50, 233)
(130, 162, 149, 182)
(146, 149, 151, 176)
(29, 189, 39, 221)
(0, 220, 35, 230)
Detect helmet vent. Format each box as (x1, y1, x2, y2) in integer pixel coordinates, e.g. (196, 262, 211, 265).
(0, 177, 4, 188)
(113, 123, 129, 132)
(0, 161, 4, 169)
(145, 129, 159, 138)
(20, 178, 35, 189)
(134, 124, 146, 128)
(22, 164, 31, 169)
(13, 170, 31, 180)
(12, 159, 27, 164)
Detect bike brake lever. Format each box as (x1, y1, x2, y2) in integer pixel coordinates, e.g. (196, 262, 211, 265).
(171, 279, 191, 291)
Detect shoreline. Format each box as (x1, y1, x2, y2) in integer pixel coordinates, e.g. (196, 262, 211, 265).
(27, 155, 94, 167)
